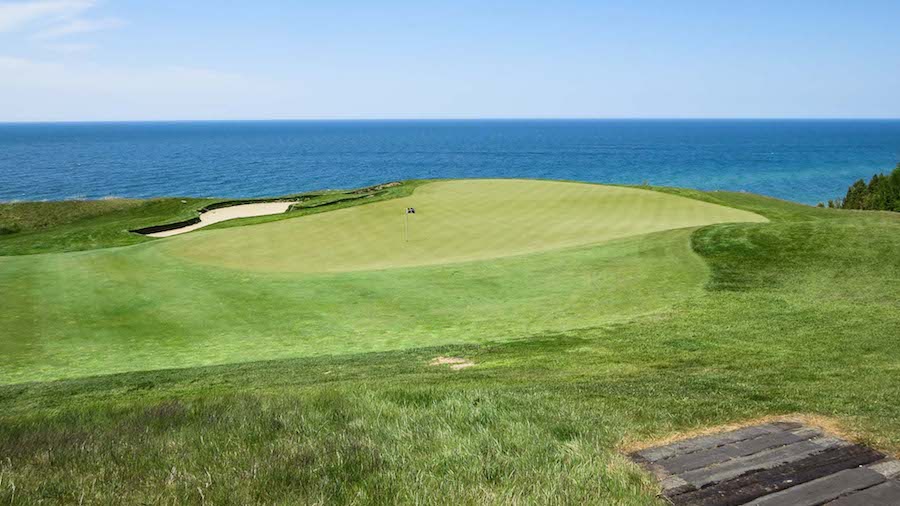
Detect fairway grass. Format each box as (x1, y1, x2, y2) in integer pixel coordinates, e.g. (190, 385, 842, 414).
(1, 230, 703, 383)
(164, 179, 766, 273)
(0, 179, 764, 384)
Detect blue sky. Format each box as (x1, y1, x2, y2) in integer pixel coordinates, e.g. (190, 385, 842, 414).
(1, 0, 899, 121)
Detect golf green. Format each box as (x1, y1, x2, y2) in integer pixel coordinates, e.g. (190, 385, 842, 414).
(162, 179, 766, 272)
(0, 179, 765, 384)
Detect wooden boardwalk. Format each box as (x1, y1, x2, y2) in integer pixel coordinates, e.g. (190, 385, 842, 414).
(630, 422, 900, 505)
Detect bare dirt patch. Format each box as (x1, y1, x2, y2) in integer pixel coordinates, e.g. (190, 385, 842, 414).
(429, 356, 475, 370)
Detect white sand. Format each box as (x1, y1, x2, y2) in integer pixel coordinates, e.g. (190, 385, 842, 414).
(147, 202, 295, 237)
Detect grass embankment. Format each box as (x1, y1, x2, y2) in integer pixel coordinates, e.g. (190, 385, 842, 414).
(0, 198, 214, 255)
(0, 180, 761, 384)
(0, 181, 420, 256)
(0, 181, 898, 504)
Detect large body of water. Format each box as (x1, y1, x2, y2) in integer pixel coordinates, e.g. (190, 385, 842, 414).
(1, 120, 898, 204)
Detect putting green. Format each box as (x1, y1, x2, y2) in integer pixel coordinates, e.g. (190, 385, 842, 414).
(162, 179, 766, 272)
(0, 179, 768, 384)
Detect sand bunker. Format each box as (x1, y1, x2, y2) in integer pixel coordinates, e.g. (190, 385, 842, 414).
(147, 202, 295, 237)
(429, 356, 476, 370)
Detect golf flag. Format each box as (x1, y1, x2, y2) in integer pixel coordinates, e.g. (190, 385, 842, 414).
(404, 207, 415, 241)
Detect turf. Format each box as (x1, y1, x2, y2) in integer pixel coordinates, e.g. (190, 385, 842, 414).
(0, 180, 423, 256)
(1, 180, 899, 504)
(0, 179, 762, 384)
(164, 179, 765, 273)
(0, 197, 215, 255)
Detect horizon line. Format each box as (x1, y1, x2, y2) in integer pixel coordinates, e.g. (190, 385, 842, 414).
(3, 116, 900, 125)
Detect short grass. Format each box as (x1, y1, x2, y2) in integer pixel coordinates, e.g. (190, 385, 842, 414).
(0, 179, 762, 384)
(1, 181, 899, 504)
(165, 179, 765, 273)
(0, 227, 713, 384)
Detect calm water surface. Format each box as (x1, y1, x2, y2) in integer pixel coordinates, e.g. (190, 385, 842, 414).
(1, 120, 899, 204)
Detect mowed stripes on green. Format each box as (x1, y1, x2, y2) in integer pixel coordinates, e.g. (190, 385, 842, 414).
(0, 180, 768, 383)
(162, 179, 767, 272)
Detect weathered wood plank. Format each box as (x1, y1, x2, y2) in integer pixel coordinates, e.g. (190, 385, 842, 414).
(667, 444, 884, 506)
(747, 468, 884, 506)
(631, 423, 894, 506)
(827, 480, 900, 506)
(659, 474, 691, 493)
(657, 428, 819, 475)
(633, 423, 800, 463)
(678, 438, 841, 488)
(869, 459, 900, 479)
(720, 428, 819, 458)
(658, 448, 731, 474)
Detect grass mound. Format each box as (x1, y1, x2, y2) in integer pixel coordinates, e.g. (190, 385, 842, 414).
(164, 179, 765, 273)
(0, 197, 214, 255)
(0, 181, 420, 256)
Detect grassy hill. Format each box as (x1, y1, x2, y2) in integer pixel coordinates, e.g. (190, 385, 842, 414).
(0, 180, 763, 384)
(1, 179, 898, 504)
(0, 181, 419, 256)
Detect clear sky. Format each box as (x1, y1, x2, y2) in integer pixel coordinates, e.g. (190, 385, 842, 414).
(1, 0, 899, 121)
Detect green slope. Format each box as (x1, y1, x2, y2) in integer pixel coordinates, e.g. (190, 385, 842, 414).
(2, 182, 899, 504)
(0, 181, 424, 256)
(0, 197, 214, 255)
(0, 179, 764, 384)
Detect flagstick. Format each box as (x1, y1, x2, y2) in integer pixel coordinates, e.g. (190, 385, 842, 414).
(405, 211, 409, 242)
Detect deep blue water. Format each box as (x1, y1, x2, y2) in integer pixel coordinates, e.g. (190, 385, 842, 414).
(1, 120, 899, 204)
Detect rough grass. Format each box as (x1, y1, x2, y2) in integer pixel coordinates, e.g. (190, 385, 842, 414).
(0, 198, 214, 255)
(1, 184, 899, 504)
(0, 180, 423, 256)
